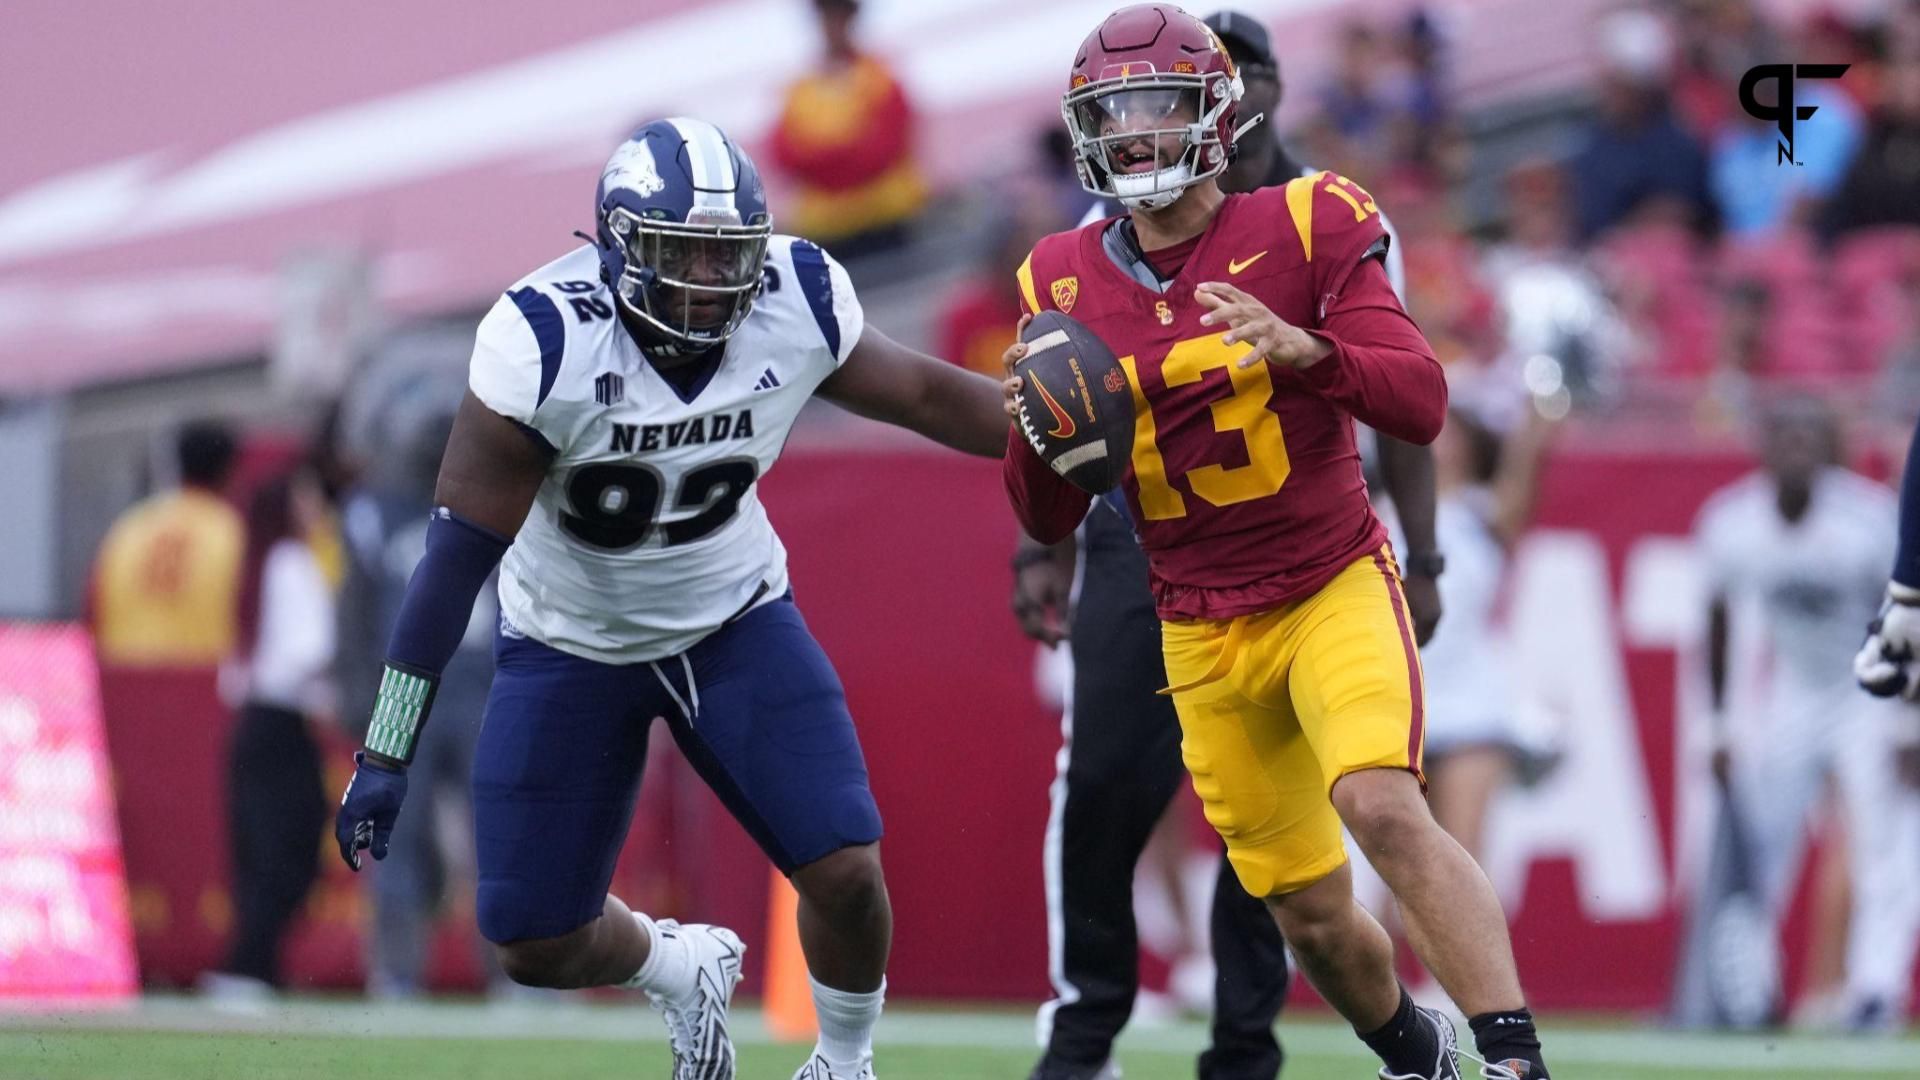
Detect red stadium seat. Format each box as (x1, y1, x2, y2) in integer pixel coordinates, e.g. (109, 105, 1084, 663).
(1597, 223, 1716, 376)
(1832, 227, 1920, 373)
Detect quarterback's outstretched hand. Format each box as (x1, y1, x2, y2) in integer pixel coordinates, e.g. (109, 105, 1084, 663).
(335, 752, 409, 870)
(1196, 282, 1333, 370)
(1856, 584, 1920, 699)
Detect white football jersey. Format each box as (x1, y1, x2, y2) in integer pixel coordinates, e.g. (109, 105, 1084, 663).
(468, 237, 862, 663)
(1694, 467, 1895, 692)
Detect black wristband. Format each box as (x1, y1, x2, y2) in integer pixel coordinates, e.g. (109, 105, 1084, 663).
(1402, 550, 1446, 578)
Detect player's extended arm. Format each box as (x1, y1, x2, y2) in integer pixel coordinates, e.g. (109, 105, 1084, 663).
(1197, 259, 1445, 445)
(817, 325, 1009, 458)
(334, 391, 548, 871)
(1299, 259, 1447, 444)
(1895, 420, 1920, 593)
(1375, 436, 1442, 645)
(1857, 414, 1920, 697)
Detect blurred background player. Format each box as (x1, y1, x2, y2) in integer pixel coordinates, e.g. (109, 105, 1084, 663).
(1003, 6, 1547, 1077)
(336, 331, 505, 1000)
(1687, 396, 1920, 1030)
(332, 118, 1009, 1080)
(1008, 11, 1442, 1080)
(201, 467, 337, 1003)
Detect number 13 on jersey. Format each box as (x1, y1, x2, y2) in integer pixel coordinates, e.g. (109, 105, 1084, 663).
(1118, 333, 1291, 520)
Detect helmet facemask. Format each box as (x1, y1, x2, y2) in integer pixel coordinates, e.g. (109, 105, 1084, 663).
(1063, 69, 1241, 211)
(604, 205, 771, 354)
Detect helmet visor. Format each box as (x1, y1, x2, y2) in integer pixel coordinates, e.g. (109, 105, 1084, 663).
(644, 231, 767, 328)
(609, 207, 771, 339)
(1069, 85, 1203, 176)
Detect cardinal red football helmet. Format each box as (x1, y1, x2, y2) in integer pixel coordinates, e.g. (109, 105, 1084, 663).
(1062, 4, 1244, 211)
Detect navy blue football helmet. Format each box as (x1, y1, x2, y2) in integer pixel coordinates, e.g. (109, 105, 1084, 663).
(594, 118, 773, 354)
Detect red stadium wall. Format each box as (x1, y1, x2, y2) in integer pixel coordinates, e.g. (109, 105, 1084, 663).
(98, 439, 1907, 1010)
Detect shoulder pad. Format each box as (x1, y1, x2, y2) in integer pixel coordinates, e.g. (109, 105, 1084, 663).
(1015, 229, 1086, 316)
(1279, 170, 1389, 268)
(764, 234, 864, 364)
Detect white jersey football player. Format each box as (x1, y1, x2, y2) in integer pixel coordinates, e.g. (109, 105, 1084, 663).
(1695, 396, 1920, 1026)
(333, 118, 1008, 1080)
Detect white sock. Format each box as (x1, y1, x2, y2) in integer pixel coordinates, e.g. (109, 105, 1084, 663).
(811, 974, 885, 1066)
(620, 911, 695, 1001)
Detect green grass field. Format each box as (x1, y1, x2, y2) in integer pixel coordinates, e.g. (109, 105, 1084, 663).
(2, 999, 1916, 1080)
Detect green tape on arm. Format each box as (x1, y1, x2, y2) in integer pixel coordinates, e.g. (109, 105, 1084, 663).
(363, 663, 439, 765)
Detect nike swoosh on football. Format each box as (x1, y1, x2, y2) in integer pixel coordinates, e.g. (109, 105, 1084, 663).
(1228, 250, 1268, 274)
(1030, 376, 1077, 439)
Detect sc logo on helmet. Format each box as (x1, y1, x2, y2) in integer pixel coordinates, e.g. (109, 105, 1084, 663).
(1738, 64, 1849, 166)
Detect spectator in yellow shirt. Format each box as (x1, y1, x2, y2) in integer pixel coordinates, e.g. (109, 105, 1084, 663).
(770, 0, 927, 255)
(92, 422, 243, 668)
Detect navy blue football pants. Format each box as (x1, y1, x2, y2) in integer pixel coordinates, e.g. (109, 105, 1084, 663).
(471, 595, 882, 945)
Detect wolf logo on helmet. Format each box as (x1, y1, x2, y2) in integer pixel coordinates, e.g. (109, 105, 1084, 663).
(602, 138, 667, 199)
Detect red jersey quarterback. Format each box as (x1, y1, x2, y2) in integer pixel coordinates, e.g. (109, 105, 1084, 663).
(1002, 6, 1552, 1079)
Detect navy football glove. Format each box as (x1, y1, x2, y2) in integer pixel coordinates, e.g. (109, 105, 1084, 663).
(335, 751, 408, 871)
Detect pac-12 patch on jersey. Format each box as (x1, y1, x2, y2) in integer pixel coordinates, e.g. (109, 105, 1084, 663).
(468, 235, 862, 663)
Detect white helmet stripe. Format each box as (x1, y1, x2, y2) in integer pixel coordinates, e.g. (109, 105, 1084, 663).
(667, 116, 737, 212)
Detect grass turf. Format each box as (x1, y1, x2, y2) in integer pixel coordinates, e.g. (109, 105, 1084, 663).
(2, 1000, 1916, 1080)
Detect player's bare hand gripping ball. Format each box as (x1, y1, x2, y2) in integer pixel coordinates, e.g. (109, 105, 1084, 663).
(1196, 281, 1334, 370)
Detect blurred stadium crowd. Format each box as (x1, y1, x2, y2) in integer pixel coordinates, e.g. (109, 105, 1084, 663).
(9, 0, 1920, 1044)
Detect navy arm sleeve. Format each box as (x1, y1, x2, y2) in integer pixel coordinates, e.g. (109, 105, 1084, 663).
(1896, 415, 1920, 591)
(385, 509, 511, 673)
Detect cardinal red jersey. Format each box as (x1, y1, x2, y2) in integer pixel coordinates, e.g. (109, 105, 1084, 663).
(1004, 172, 1447, 622)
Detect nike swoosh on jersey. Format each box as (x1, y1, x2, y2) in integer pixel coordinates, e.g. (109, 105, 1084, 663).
(1030, 376, 1077, 439)
(1228, 251, 1268, 274)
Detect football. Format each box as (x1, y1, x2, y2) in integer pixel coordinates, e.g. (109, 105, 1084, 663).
(1012, 310, 1135, 493)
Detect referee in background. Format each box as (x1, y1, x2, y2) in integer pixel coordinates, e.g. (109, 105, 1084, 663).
(1012, 12, 1442, 1080)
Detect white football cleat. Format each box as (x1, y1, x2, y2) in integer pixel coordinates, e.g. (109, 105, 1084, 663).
(791, 1048, 876, 1079)
(647, 921, 746, 1080)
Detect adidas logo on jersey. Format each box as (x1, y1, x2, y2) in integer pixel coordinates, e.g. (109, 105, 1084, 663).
(752, 368, 781, 391)
(595, 372, 625, 406)
(609, 410, 757, 454)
